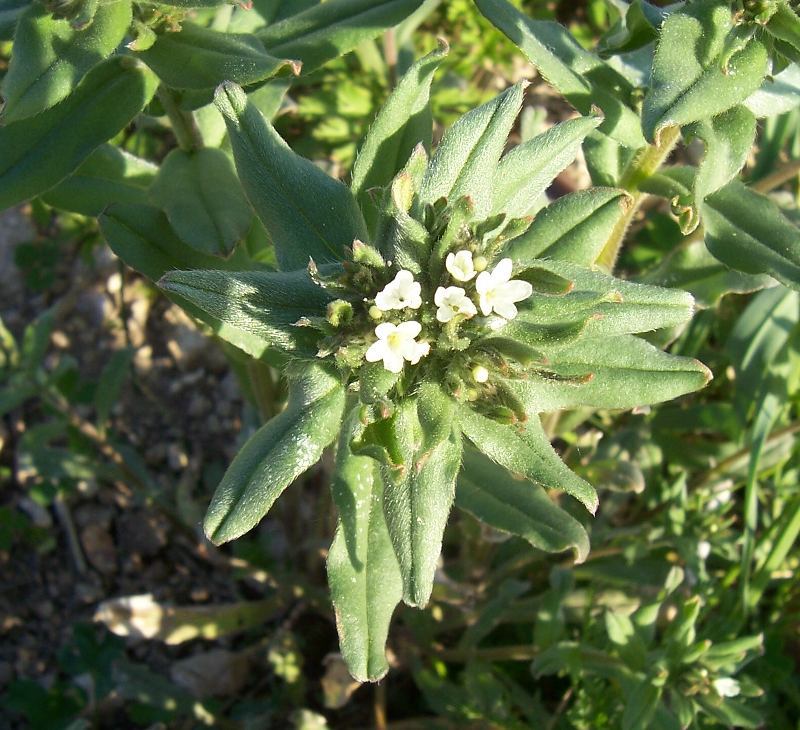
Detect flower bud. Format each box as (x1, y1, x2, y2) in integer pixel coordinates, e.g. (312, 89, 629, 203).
(368, 305, 383, 320)
(472, 365, 490, 383)
(473, 255, 488, 272)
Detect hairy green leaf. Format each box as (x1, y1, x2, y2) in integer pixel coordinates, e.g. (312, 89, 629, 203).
(328, 407, 402, 682)
(138, 23, 296, 89)
(381, 388, 461, 607)
(475, 0, 645, 148)
(0, 57, 158, 211)
(204, 364, 346, 544)
(159, 268, 334, 356)
(351, 41, 447, 230)
(492, 114, 602, 219)
(1, 0, 132, 121)
(506, 188, 631, 266)
(150, 148, 253, 257)
(460, 405, 598, 513)
(703, 181, 800, 290)
(215, 81, 368, 270)
(259, 0, 424, 73)
(42, 144, 156, 216)
(456, 447, 590, 562)
(507, 335, 712, 412)
(643, 2, 768, 142)
(419, 82, 525, 218)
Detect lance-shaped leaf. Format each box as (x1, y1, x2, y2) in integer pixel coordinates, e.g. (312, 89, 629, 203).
(204, 364, 346, 544)
(475, 0, 645, 148)
(0, 57, 158, 211)
(215, 81, 368, 271)
(460, 406, 598, 513)
(492, 114, 602, 220)
(506, 189, 631, 267)
(506, 335, 711, 413)
(150, 148, 253, 257)
(42, 144, 156, 216)
(508, 259, 697, 336)
(259, 0, 424, 74)
(159, 268, 334, 356)
(642, 2, 768, 142)
(137, 23, 297, 89)
(637, 238, 772, 308)
(1, 0, 132, 121)
(351, 41, 447, 231)
(744, 63, 800, 118)
(419, 82, 525, 218)
(767, 1, 800, 63)
(583, 129, 636, 187)
(100, 204, 279, 361)
(702, 181, 800, 290)
(328, 408, 402, 682)
(456, 447, 590, 563)
(380, 386, 461, 607)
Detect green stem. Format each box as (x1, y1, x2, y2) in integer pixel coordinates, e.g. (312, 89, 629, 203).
(157, 86, 204, 152)
(595, 125, 681, 272)
(245, 359, 280, 423)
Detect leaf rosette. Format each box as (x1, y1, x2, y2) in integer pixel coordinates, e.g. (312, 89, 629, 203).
(159, 52, 711, 681)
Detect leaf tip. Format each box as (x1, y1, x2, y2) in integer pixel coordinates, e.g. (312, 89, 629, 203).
(214, 81, 248, 121)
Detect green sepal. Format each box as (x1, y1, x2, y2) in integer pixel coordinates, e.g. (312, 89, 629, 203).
(204, 364, 346, 544)
(215, 81, 369, 271)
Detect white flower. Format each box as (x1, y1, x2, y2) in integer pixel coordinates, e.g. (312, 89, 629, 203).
(697, 541, 711, 560)
(475, 258, 532, 320)
(365, 321, 429, 373)
(446, 250, 477, 282)
(374, 270, 422, 311)
(713, 678, 741, 698)
(434, 286, 478, 323)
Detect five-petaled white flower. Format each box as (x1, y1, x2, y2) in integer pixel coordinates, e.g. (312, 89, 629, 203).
(434, 286, 478, 323)
(365, 321, 430, 373)
(446, 250, 477, 282)
(713, 678, 741, 698)
(475, 258, 532, 320)
(374, 270, 422, 311)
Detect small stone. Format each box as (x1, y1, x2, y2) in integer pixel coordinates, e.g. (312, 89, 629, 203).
(167, 443, 188, 471)
(80, 524, 117, 575)
(51, 330, 70, 348)
(117, 510, 168, 558)
(170, 649, 250, 698)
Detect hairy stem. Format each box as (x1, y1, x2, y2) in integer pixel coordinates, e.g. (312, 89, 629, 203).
(157, 86, 204, 152)
(595, 125, 681, 272)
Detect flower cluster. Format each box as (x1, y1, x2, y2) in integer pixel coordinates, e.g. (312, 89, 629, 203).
(364, 250, 533, 374)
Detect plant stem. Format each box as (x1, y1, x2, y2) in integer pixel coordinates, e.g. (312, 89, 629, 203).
(752, 157, 800, 194)
(595, 125, 681, 272)
(245, 359, 279, 422)
(374, 681, 388, 730)
(157, 86, 204, 152)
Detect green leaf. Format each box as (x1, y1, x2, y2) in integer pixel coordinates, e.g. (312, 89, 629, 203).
(506, 335, 712, 412)
(100, 204, 278, 360)
(680, 105, 756, 233)
(137, 23, 297, 89)
(215, 81, 368, 271)
(0, 57, 158, 211)
(456, 447, 589, 562)
(509, 259, 697, 336)
(259, 0, 425, 74)
(642, 2, 768, 142)
(21, 310, 55, 371)
(159, 268, 334, 356)
(459, 405, 598, 514)
(94, 347, 134, 428)
(41, 144, 156, 216)
(702, 181, 800, 289)
(475, 0, 645, 148)
(622, 679, 661, 730)
(505, 188, 631, 267)
(381, 387, 461, 607)
(492, 114, 603, 220)
(328, 407, 402, 682)
(1, 0, 133, 121)
(744, 63, 800, 117)
(637, 238, 772, 308)
(351, 41, 447, 231)
(149, 148, 253, 257)
(204, 364, 346, 544)
(419, 82, 525, 218)
(767, 2, 800, 59)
